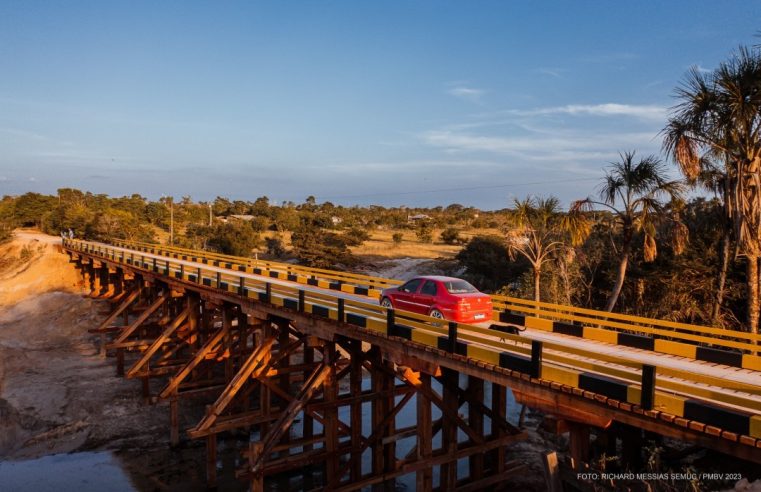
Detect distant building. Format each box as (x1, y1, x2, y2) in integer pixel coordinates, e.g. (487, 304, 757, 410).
(220, 214, 255, 223)
(407, 214, 430, 222)
(331, 216, 343, 225)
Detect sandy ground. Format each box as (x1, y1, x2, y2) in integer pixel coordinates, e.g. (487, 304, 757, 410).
(0, 231, 226, 490)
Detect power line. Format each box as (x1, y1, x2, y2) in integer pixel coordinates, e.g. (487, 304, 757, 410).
(318, 177, 599, 200)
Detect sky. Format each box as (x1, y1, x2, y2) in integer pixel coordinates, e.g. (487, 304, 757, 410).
(0, 1, 758, 209)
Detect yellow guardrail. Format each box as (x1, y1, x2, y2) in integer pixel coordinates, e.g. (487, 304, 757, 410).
(65, 238, 761, 440)
(108, 239, 761, 370)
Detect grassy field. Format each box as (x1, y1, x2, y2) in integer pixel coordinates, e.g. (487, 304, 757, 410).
(349, 228, 501, 259)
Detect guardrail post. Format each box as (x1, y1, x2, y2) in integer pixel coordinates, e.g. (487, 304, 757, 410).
(216, 271, 221, 288)
(299, 290, 305, 312)
(265, 282, 272, 303)
(448, 321, 458, 353)
(338, 298, 345, 323)
(387, 308, 395, 333)
(165, 260, 169, 275)
(197, 267, 202, 284)
(530, 340, 543, 379)
(641, 365, 655, 410)
(180, 263, 184, 279)
(239, 277, 245, 296)
(153, 258, 157, 272)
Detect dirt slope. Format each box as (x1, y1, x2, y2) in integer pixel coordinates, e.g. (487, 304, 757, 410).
(0, 230, 83, 305)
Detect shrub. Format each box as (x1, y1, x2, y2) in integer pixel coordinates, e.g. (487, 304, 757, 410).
(416, 223, 433, 243)
(265, 235, 287, 257)
(440, 227, 462, 245)
(343, 227, 370, 246)
(392, 232, 403, 246)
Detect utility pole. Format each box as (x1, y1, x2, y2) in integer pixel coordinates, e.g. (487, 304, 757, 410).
(170, 197, 174, 245)
(208, 203, 212, 227)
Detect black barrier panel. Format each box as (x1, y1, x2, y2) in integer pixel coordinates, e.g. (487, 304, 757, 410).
(174, 272, 183, 279)
(283, 299, 298, 310)
(437, 337, 468, 355)
(553, 321, 583, 337)
(220, 282, 229, 291)
(203, 278, 212, 287)
(238, 265, 246, 272)
(491, 324, 523, 335)
(288, 274, 298, 282)
(311, 305, 330, 318)
(269, 271, 280, 278)
(499, 352, 533, 374)
(579, 373, 629, 402)
(188, 275, 197, 282)
(329, 282, 342, 290)
(307, 278, 319, 286)
(499, 312, 526, 325)
(389, 324, 412, 340)
(225, 263, 233, 269)
(619, 333, 655, 351)
(346, 313, 367, 328)
(684, 400, 750, 435)
(254, 268, 263, 275)
(355, 287, 370, 296)
(258, 292, 268, 302)
(214, 261, 220, 267)
(696, 347, 743, 367)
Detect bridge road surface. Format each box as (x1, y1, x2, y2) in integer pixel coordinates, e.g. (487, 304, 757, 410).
(103, 243, 761, 414)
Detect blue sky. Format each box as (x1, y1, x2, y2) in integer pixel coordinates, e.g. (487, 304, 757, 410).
(0, 1, 758, 209)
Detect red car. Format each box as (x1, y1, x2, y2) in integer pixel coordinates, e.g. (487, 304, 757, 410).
(379, 276, 493, 323)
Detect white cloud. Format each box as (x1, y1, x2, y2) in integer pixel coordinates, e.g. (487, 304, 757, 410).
(507, 103, 666, 121)
(447, 86, 485, 103)
(421, 129, 655, 162)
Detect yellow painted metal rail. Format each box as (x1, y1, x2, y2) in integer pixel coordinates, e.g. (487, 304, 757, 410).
(67, 239, 761, 443)
(111, 239, 761, 371)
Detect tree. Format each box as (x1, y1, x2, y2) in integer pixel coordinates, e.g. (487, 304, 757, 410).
(574, 152, 683, 311)
(456, 235, 528, 292)
(505, 196, 590, 302)
(663, 46, 761, 333)
(440, 227, 462, 245)
(208, 223, 261, 256)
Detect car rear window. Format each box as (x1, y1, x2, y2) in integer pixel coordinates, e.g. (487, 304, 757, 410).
(443, 280, 478, 294)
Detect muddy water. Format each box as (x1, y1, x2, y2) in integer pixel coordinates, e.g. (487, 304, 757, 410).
(0, 452, 136, 491)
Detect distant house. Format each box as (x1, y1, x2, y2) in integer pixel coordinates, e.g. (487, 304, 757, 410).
(331, 216, 343, 225)
(220, 214, 255, 223)
(407, 214, 430, 222)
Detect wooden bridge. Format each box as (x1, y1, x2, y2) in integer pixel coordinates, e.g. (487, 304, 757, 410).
(63, 238, 761, 490)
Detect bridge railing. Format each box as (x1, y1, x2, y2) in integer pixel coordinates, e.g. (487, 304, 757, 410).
(65, 238, 761, 441)
(105, 239, 761, 370)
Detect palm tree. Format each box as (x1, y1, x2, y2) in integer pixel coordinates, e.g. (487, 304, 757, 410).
(663, 46, 761, 334)
(573, 152, 684, 312)
(505, 196, 590, 302)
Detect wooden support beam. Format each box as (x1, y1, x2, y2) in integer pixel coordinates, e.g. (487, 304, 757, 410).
(159, 325, 227, 398)
(126, 306, 190, 378)
(108, 290, 169, 347)
(468, 376, 485, 481)
(249, 363, 331, 475)
(191, 337, 276, 434)
(416, 372, 433, 492)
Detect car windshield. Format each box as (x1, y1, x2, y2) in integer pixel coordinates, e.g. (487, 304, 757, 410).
(443, 280, 478, 294)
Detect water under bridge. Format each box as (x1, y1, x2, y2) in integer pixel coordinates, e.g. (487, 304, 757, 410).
(62, 238, 761, 491)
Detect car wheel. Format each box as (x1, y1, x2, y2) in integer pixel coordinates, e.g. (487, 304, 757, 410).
(381, 297, 393, 309)
(429, 309, 445, 319)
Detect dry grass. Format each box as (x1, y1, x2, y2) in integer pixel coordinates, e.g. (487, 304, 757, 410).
(352, 228, 502, 259)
